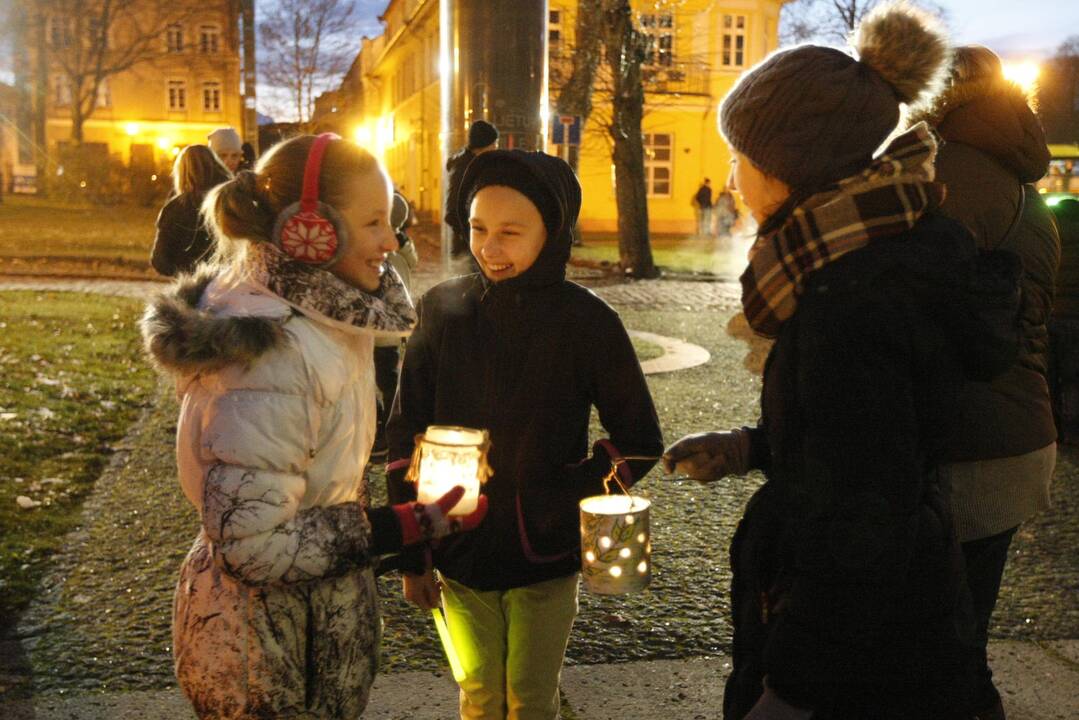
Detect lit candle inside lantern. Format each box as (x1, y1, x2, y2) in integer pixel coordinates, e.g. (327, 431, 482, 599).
(408, 426, 492, 516)
(579, 494, 651, 594)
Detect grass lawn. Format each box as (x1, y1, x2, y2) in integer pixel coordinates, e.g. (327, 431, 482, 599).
(0, 196, 157, 262)
(630, 334, 665, 362)
(572, 232, 752, 277)
(0, 291, 156, 634)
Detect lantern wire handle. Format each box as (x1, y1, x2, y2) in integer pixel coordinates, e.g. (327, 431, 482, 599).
(601, 455, 662, 499)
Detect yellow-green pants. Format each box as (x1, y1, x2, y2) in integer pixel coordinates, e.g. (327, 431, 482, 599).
(440, 573, 579, 720)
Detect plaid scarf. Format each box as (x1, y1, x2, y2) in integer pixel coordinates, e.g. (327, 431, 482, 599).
(740, 123, 945, 338)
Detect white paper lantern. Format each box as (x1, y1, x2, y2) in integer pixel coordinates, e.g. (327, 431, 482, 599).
(579, 494, 651, 594)
(406, 426, 492, 516)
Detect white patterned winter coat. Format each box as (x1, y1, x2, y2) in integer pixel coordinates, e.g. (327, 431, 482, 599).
(142, 245, 415, 720)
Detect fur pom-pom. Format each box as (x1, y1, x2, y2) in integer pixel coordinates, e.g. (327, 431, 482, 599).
(853, 2, 949, 104)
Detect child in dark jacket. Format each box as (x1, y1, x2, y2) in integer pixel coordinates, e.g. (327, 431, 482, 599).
(387, 150, 663, 719)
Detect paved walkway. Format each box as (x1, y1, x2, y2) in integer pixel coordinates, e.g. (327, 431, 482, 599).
(3, 643, 1078, 719)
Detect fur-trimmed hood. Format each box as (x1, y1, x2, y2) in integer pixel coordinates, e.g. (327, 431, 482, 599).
(908, 77, 1050, 183)
(142, 244, 416, 377)
(141, 268, 291, 376)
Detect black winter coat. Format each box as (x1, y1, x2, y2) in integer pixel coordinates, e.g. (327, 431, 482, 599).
(386, 272, 663, 590)
(443, 148, 475, 256)
(725, 213, 1021, 719)
(912, 79, 1059, 460)
(151, 192, 214, 277)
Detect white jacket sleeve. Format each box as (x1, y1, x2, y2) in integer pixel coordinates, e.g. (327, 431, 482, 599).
(199, 388, 373, 586)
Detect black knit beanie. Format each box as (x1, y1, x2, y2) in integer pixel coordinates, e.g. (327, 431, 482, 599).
(719, 3, 949, 193)
(458, 150, 582, 280)
(467, 120, 499, 150)
(461, 150, 580, 242)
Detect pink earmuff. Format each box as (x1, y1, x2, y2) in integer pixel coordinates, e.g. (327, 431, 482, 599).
(271, 133, 348, 267)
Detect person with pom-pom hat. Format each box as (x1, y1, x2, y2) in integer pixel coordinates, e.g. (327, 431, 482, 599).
(663, 4, 1022, 718)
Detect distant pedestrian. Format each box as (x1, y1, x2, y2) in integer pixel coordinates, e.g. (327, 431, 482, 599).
(693, 178, 713, 237)
(239, 141, 257, 172)
(141, 134, 485, 720)
(664, 6, 1020, 719)
(150, 145, 230, 277)
(372, 190, 420, 459)
(714, 185, 738, 237)
(909, 44, 1060, 720)
(445, 120, 499, 261)
(388, 149, 663, 720)
(207, 127, 243, 174)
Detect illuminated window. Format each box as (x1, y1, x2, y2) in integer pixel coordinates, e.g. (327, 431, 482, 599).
(95, 79, 110, 108)
(640, 13, 674, 67)
(720, 15, 747, 68)
(643, 133, 672, 197)
(549, 9, 563, 50)
(203, 81, 222, 112)
(199, 24, 220, 54)
(48, 16, 72, 48)
(168, 80, 187, 111)
(53, 75, 71, 106)
(167, 24, 183, 52)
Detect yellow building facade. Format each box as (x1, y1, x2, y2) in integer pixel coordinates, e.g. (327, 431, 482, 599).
(37, 2, 245, 169)
(332, 0, 786, 234)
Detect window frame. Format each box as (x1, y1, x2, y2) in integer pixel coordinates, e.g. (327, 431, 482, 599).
(640, 12, 675, 68)
(643, 132, 673, 198)
(720, 14, 747, 69)
(167, 79, 188, 112)
(166, 23, 184, 53)
(202, 80, 222, 112)
(199, 23, 221, 54)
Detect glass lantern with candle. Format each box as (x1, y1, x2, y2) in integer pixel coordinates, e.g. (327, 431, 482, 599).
(405, 425, 493, 516)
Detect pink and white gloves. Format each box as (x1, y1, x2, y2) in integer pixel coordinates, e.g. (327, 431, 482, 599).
(393, 486, 489, 546)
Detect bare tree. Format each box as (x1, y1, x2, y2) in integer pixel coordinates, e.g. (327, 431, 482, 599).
(555, 0, 658, 278)
(33, 0, 195, 145)
(780, 0, 947, 46)
(1038, 36, 1079, 143)
(259, 0, 357, 124)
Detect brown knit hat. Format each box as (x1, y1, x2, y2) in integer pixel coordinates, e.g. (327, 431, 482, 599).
(719, 2, 949, 193)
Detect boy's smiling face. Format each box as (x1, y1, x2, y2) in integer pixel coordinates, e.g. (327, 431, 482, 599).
(469, 185, 547, 282)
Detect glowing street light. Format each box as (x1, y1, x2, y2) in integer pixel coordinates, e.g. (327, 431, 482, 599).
(124, 122, 140, 137)
(1002, 61, 1040, 94)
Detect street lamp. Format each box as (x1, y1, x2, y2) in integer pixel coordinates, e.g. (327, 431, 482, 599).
(1002, 60, 1040, 94)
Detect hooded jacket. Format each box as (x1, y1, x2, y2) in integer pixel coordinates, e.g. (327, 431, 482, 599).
(387, 151, 664, 590)
(151, 192, 215, 277)
(909, 78, 1060, 462)
(141, 254, 414, 720)
(724, 212, 1021, 717)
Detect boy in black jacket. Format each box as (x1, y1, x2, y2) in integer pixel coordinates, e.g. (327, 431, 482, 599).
(387, 150, 663, 719)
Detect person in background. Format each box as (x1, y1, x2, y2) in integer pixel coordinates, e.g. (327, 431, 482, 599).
(694, 178, 714, 237)
(239, 141, 257, 173)
(1050, 197, 1079, 443)
(207, 127, 243, 174)
(907, 44, 1060, 720)
(664, 5, 1021, 718)
(372, 190, 420, 459)
(150, 145, 230, 277)
(445, 120, 499, 261)
(714, 184, 738, 238)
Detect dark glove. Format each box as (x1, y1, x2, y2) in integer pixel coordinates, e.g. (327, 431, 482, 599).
(392, 486, 488, 546)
